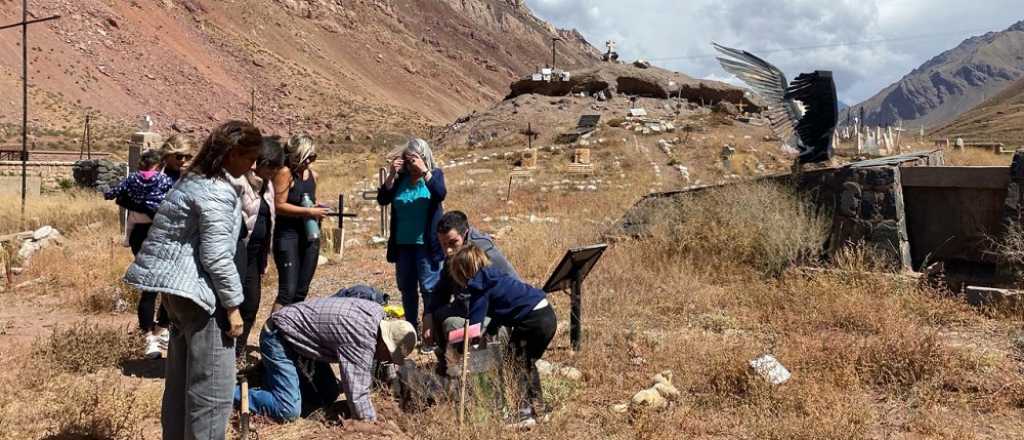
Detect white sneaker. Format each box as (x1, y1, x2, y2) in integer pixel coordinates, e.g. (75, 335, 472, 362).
(156, 330, 170, 350)
(144, 335, 162, 359)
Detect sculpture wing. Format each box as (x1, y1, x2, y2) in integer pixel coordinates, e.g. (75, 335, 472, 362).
(712, 42, 802, 145)
(786, 71, 838, 163)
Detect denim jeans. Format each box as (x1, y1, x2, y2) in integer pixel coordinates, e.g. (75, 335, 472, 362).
(394, 244, 441, 332)
(236, 326, 340, 422)
(162, 294, 236, 440)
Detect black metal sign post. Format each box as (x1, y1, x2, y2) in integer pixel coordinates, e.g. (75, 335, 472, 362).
(542, 243, 609, 351)
(1, 2, 61, 218)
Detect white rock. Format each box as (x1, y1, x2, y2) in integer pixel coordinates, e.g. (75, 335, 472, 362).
(317, 255, 329, 266)
(369, 236, 388, 246)
(750, 354, 791, 385)
(32, 226, 54, 241)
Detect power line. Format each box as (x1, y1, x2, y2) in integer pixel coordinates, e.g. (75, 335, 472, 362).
(644, 27, 1000, 62)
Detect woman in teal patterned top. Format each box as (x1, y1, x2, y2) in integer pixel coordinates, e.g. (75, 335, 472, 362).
(376, 138, 447, 347)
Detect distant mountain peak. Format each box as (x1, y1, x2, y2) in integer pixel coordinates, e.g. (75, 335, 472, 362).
(846, 22, 1024, 128)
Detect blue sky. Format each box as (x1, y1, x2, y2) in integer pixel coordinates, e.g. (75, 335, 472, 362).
(525, 0, 1021, 104)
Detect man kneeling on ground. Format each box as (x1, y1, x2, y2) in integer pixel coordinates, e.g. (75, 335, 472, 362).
(423, 210, 519, 376)
(235, 296, 416, 421)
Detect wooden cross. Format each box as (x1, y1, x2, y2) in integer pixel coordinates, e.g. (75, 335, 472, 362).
(521, 122, 539, 149)
(1, 1, 61, 218)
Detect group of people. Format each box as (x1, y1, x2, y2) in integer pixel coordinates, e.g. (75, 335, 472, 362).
(114, 120, 557, 439)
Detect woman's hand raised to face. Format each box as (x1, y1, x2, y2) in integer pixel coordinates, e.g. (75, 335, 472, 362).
(406, 153, 428, 179)
(389, 156, 405, 176)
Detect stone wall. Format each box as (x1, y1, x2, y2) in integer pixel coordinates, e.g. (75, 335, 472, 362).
(0, 161, 76, 192)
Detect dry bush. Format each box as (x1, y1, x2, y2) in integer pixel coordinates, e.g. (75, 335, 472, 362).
(640, 182, 828, 277)
(45, 371, 156, 440)
(991, 223, 1024, 279)
(75, 281, 139, 315)
(33, 321, 139, 374)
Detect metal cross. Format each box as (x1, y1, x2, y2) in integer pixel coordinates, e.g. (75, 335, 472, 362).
(0, 1, 61, 218)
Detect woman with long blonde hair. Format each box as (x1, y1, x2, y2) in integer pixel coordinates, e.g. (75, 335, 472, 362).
(271, 134, 329, 312)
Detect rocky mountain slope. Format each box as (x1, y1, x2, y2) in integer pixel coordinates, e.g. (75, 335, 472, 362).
(0, 0, 599, 140)
(930, 75, 1024, 144)
(846, 20, 1024, 129)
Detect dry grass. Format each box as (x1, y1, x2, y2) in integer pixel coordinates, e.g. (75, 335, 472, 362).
(944, 148, 1013, 166)
(637, 182, 828, 277)
(44, 372, 158, 440)
(0, 191, 117, 236)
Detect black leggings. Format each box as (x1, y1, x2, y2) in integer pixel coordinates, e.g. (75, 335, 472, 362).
(272, 225, 320, 307)
(237, 235, 269, 356)
(129, 223, 168, 332)
(508, 305, 557, 413)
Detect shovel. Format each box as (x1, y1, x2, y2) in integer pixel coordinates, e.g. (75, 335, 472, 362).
(239, 377, 250, 440)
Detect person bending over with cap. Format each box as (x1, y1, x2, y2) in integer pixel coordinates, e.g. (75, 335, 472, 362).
(423, 210, 518, 375)
(236, 295, 416, 422)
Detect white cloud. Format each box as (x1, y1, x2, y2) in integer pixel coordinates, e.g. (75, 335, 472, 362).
(524, 0, 1021, 103)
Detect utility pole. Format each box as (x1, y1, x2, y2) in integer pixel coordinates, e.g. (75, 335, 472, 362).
(551, 37, 562, 70)
(0, 2, 61, 218)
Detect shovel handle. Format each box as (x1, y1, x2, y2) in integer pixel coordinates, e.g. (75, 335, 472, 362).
(240, 379, 250, 440)
(458, 318, 472, 432)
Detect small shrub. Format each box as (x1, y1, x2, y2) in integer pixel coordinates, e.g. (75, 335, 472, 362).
(33, 321, 139, 374)
(78, 282, 136, 314)
(46, 372, 153, 440)
(57, 177, 74, 190)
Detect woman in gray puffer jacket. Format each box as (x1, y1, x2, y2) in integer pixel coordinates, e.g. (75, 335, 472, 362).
(125, 120, 263, 440)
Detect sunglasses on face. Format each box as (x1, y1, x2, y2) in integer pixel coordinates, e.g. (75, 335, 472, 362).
(175, 154, 193, 161)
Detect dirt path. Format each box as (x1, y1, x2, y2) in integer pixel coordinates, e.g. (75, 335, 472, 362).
(633, 135, 666, 193)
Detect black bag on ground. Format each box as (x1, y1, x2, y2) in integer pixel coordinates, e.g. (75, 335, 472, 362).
(333, 284, 390, 305)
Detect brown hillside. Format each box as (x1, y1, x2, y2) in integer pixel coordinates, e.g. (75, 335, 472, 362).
(930, 76, 1024, 146)
(0, 0, 599, 139)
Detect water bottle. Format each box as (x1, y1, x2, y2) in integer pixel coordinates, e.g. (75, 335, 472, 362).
(301, 193, 320, 241)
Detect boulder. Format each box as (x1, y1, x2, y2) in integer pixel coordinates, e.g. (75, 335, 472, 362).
(713, 101, 740, 116)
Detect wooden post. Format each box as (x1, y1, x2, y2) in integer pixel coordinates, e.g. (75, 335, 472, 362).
(2, 242, 12, 291)
(506, 175, 515, 201)
(122, 144, 141, 234)
(570, 277, 582, 352)
(378, 168, 388, 238)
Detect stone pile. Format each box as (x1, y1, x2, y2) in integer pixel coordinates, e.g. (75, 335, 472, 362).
(621, 118, 676, 135)
(72, 159, 126, 193)
(2, 226, 65, 267)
